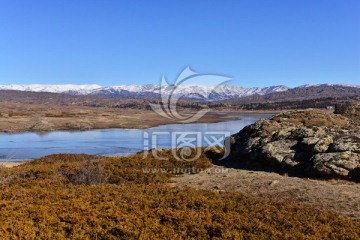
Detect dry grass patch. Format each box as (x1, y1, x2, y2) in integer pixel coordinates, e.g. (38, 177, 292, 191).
(0, 152, 359, 239)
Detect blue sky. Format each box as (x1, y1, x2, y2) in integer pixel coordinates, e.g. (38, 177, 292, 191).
(0, 0, 359, 88)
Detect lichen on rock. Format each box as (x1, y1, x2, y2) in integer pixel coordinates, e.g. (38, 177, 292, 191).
(229, 108, 360, 181)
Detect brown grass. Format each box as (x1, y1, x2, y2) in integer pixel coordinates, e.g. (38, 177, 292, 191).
(0, 102, 238, 133)
(0, 152, 359, 239)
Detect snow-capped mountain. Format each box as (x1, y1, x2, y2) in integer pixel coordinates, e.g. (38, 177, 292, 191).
(1, 83, 358, 101)
(0, 84, 290, 101)
(297, 84, 360, 89)
(0, 84, 102, 94)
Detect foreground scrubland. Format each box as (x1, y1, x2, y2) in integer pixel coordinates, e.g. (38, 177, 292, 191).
(0, 151, 359, 239)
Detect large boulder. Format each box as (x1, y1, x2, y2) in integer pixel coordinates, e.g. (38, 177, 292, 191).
(309, 152, 360, 179)
(229, 109, 360, 181)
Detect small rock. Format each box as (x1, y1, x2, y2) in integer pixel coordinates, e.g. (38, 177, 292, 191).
(312, 136, 333, 154)
(330, 136, 360, 153)
(269, 180, 279, 186)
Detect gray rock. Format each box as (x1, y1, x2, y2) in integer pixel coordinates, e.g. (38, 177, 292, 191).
(310, 152, 360, 178)
(312, 137, 333, 154)
(290, 127, 316, 139)
(330, 136, 360, 153)
(229, 109, 360, 181)
(260, 140, 297, 165)
(301, 137, 320, 147)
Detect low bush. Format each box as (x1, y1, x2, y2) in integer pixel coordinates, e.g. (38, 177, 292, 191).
(0, 151, 359, 239)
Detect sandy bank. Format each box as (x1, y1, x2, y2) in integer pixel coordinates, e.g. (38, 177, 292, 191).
(0, 162, 25, 168)
(1, 102, 265, 133)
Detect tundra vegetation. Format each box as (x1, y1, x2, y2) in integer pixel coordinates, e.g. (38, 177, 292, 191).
(0, 151, 359, 239)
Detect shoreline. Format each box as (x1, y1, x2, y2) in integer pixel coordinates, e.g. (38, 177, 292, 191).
(0, 106, 276, 133)
(0, 161, 26, 168)
(0, 110, 274, 163)
(0, 112, 237, 133)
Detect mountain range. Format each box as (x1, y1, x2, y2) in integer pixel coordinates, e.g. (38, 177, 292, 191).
(0, 84, 359, 101)
(223, 84, 360, 104)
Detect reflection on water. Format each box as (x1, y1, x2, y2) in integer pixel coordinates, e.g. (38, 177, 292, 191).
(0, 114, 271, 161)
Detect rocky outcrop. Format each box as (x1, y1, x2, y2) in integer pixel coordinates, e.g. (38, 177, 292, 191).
(229, 109, 360, 181)
(334, 103, 360, 125)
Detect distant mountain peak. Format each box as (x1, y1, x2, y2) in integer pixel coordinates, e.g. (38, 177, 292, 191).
(0, 83, 358, 101)
(296, 84, 360, 89)
(0, 84, 102, 94)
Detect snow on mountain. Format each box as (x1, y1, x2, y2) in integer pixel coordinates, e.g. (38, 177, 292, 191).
(109, 84, 159, 93)
(0, 84, 102, 94)
(0, 83, 292, 101)
(297, 84, 360, 89)
(87, 84, 290, 100)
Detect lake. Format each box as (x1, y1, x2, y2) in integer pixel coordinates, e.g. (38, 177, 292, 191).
(0, 114, 271, 161)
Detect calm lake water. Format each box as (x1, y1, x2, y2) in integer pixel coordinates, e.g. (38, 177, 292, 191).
(0, 114, 271, 161)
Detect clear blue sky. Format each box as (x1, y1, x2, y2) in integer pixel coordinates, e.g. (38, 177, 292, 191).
(0, 0, 359, 87)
